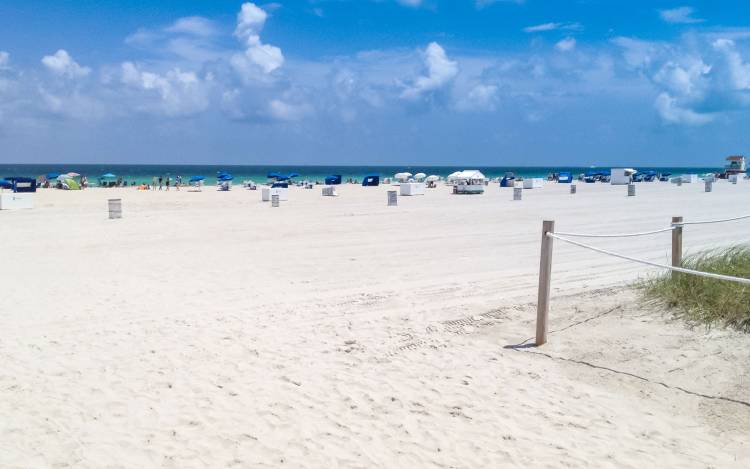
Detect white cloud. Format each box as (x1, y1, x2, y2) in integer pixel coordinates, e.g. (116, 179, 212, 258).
(165, 16, 217, 37)
(41, 50, 91, 78)
(268, 99, 311, 121)
(712, 39, 750, 90)
(401, 42, 458, 99)
(555, 37, 576, 52)
(120, 62, 211, 116)
(654, 92, 713, 124)
(455, 84, 499, 111)
(523, 22, 582, 33)
(232, 2, 284, 75)
(659, 6, 704, 24)
(0, 51, 9, 70)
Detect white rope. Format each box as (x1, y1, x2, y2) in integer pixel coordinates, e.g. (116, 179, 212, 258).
(553, 226, 675, 238)
(677, 213, 750, 226)
(548, 233, 750, 285)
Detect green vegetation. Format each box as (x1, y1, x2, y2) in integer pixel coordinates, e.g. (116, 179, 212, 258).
(639, 245, 750, 332)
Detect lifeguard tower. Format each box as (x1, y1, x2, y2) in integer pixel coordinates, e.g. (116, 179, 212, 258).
(725, 155, 746, 175)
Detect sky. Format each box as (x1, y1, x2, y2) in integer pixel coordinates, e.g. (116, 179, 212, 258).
(1, 0, 749, 166)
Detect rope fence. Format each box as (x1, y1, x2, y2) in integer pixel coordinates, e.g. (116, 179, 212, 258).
(548, 233, 750, 285)
(534, 213, 750, 346)
(552, 226, 675, 238)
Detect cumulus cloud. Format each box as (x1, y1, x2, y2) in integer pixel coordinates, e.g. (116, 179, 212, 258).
(232, 2, 284, 75)
(612, 34, 750, 124)
(523, 22, 582, 33)
(120, 62, 211, 116)
(41, 50, 91, 78)
(659, 6, 704, 24)
(654, 92, 713, 124)
(401, 42, 458, 99)
(555, 37, 576, 52)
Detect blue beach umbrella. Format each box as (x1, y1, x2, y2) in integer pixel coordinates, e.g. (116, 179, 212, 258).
(101, 173, 116, 178)
(189, 175, 206, 182)
(46, 172, 61, 180)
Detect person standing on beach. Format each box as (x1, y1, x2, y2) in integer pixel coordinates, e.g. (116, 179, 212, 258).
(166, 176, 170, 191)
(158, 176, 163, 190)
(152, 176, 157, 190)
(176, 175, 181, 191)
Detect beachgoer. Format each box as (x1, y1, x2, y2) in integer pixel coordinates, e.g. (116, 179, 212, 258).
(166, 177, 170, 191)
(158, 177, 163, 190)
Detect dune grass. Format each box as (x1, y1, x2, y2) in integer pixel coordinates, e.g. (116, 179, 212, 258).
(639, 245, 750, 332)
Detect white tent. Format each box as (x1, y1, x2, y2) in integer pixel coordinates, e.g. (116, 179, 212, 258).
(452, 170, 486, 182)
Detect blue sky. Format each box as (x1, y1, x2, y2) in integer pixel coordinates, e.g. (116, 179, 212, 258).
(1, 1, 749, 166)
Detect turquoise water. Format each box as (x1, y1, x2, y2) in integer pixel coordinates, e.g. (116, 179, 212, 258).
(1, 164, 724, 185)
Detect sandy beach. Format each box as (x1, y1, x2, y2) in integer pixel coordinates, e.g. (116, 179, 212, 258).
(1, 181, 749, 468)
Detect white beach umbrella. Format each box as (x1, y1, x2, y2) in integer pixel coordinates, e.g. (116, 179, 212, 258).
(414, 172, 426, 181)
(425, 175, 440, 182)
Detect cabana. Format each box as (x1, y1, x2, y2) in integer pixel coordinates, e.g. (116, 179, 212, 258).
(189, 175, 205, 191)
(642, 170, 657, 182)
(558, 171, 573, 183)
(268, 172, 299, 182)
(5, 177, 37, 192)
(446, 171, 462, 185)
(611, 168, 636, 185)
(452, 170, 486, 194)
(0, 178, 35, 209)
(362, 174, 380, 186)
(583, 169, 610, 183)
(217, 172, 233, 191)
(324, 175, 342, 185)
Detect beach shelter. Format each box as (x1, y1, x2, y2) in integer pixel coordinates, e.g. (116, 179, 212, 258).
(324, 175, 342, 185)
(4, 177, 37, 192)
(362, 174, 380, 186)
(189, 175, 206, 183)
(413, 172, 426, 182)
(425, 175, 440, 182)
(0, 179, 12, 190)
(46, 172, 61, 180)
(67, 172, 80, 177)
(217, 173, 234, 181)
(446, 171, 463, 184)
(558, 171, 573, 183)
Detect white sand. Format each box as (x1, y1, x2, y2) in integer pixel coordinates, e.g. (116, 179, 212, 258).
(1, 181, 749, 467)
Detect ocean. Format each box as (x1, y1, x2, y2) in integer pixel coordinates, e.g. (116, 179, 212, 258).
(0, 164, 724, 185)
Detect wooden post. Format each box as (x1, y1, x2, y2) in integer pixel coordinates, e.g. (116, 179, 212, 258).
(536, 220, 555, 346)
(671, 216, 683, 278)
